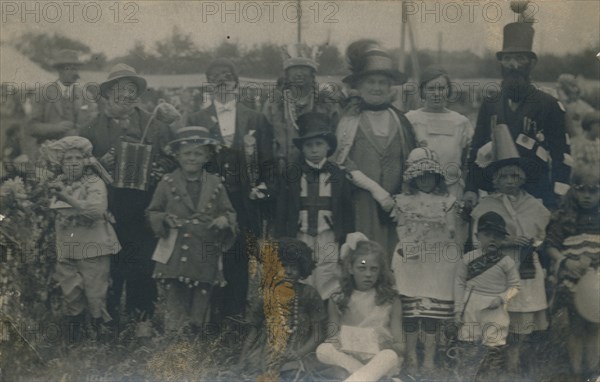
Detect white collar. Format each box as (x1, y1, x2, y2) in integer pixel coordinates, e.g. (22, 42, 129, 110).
(213, 98, 236, 109)
(57, 81, 74, 94)
(305, 158, 327, 170)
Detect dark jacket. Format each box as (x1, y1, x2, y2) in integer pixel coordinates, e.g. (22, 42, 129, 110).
(186, 101, 276, 235)
(276, 159, 355, 245)
(466, 85, 570, 209)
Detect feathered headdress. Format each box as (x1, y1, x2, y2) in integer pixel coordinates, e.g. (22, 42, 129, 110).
(281, 44, 321, 71)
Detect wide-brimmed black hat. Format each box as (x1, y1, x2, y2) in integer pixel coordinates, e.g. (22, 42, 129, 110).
(477, 212, 509, 237)
(496, 22, 537, 60)
(292, 112, 337, 156)
(342, 49, 407, 86)
(100, 63, 147, 98)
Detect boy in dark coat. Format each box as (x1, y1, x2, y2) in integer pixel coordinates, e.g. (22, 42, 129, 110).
(277, 112, 354, 300)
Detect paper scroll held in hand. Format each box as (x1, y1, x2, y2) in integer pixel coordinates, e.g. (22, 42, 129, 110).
(152, 228, 178, 264)
(339, 325, 380, 356)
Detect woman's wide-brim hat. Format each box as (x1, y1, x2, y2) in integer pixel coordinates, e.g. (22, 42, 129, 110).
(342, 50, 407, 86)
(475, 123, 540, 192)
(166, 126, 221, 153)
(100, 63, 147, 98)
(292, 112, 337, 156)
(403, 147, 444, 183)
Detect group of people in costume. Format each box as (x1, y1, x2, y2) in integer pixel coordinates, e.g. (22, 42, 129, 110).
(6, 12, 599, 382)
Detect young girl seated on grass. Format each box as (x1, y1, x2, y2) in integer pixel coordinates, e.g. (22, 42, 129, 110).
(316, 233, 404, 382)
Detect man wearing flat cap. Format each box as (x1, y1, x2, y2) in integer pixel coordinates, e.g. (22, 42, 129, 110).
(80, 64, 177, 334)
(29, 50, 97, 156)
(465, 6, 571, 210)
(186, 58, 276, 319)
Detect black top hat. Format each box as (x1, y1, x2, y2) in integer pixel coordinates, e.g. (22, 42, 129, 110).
(496, 22, 537, 60)
(477, 212, 509, 237)
(292, 112, 337, 156)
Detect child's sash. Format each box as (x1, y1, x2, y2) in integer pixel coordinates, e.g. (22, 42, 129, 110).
(466, 247, 504, 281)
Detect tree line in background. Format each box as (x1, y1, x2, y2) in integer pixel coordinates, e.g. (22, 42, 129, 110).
(11, 28, 600, 81)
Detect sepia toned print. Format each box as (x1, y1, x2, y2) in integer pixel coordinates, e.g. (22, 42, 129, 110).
(1, 1, 599, 381)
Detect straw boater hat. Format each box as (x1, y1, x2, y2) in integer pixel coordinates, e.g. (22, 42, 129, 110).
(475, 124, 540, 192)
(292, 112, 337, 156)
(403, 147, 444, 183)
(52, 49, 84, 68)
(282, 43, 319, 71)
(496, 2, 537, 60)
(343, 40, 406, 86)
(99, 63, 147, 98)
(166, 126, 221, 153)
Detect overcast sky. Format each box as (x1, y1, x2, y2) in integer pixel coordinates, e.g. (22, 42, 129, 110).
(1, 0, 599, 59)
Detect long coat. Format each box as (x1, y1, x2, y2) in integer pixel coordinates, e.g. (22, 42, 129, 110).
(186, 101, 275, 235)
(27, 81, 97, 159)
(466, 85, 571, 209)
(146, 169, 238, 285)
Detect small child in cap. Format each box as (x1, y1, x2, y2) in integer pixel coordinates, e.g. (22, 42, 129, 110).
(276, 112, 354, 301)
(146, 126, 238, 335)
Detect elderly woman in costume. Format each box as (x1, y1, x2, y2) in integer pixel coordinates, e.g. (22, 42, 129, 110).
(80, 64, 177, 334)
(333, 40, 417, 259)
(470, 123, 550, 374)
(41, 136, 120, 343)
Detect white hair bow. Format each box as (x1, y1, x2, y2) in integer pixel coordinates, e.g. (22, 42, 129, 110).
(340, 232, 369, 261)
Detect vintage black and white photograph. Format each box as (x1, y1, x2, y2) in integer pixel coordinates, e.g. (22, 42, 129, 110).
(0, 1, 599, 381)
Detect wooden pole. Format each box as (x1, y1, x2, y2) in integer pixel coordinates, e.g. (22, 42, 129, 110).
(399, 1, 407, 72)
(407, 15, 420, 83)
(297, 0, 302, 44)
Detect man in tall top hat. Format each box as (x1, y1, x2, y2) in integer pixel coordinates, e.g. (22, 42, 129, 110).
(28, 49, 97, 159)
(80, 64, 177, 333)
(465, 3, 571, 210)
(263, 44, 342, 170)
(186, 58, 276, 319)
